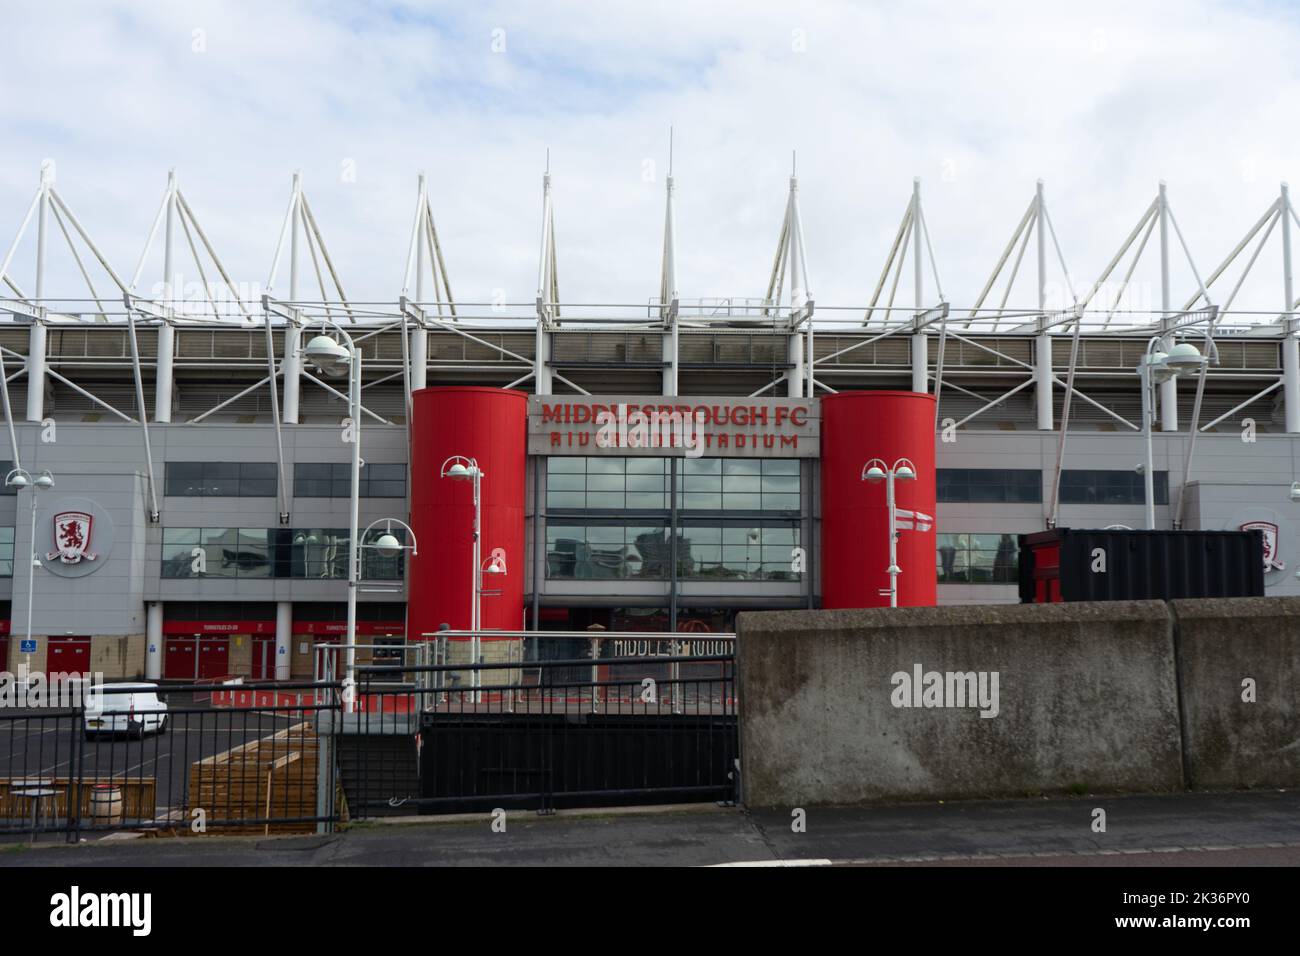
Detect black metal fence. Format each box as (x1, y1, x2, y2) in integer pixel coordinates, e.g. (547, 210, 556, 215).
(0, 647, 738, 841)
(0, 680, 335, 843)
(349, 652, 738, 815)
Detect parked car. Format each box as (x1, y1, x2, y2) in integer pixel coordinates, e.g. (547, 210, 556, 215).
(83, 683, 169, 740)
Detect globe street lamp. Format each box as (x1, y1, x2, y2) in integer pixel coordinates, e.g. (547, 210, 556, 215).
(1137, 336, 1206, 529)
(6, 467, 54, 677)
(301, 323, 363, 709)
(861, 457, 918, 609)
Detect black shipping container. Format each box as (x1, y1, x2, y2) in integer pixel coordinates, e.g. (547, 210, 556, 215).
(1018, 528, 1265, 603)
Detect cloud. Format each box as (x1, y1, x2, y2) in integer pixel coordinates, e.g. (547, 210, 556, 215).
(1, 0, 1298, 322)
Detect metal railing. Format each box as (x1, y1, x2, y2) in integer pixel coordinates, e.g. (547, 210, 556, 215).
(348, 649, 738, 817)
(0, 680, 338, 842)
(1, 638, 738, 840)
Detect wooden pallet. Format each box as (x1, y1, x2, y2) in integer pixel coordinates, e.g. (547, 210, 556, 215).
(187, 722, 319, 834)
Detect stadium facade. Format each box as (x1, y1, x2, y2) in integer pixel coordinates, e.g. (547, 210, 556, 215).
(1, 168, 1298, 680)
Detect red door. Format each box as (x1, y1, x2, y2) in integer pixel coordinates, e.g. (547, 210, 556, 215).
(251, 636, 277, 680)
(197, 638, 231, 680)
(165, 637, 198, 680)
(47, 636, 91, 677)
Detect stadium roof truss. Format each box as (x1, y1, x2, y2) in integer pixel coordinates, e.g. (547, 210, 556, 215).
(0, 160, 1297, 529)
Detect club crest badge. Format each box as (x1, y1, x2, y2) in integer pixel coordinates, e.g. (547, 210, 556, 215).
(47, 511, 99, 564)
(1240, 521, 1284, 572)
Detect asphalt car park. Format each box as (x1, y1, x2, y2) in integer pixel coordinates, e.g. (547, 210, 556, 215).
(1, 693, 305, 838)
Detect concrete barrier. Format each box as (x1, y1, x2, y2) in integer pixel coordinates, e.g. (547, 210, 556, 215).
(1171, 596, 1300, 790)
(736, 602, 1184, 807)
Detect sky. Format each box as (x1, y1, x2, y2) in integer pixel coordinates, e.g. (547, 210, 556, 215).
(2, 0, 1300, 322)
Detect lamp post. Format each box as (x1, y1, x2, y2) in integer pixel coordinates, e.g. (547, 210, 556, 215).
(1137, 337, 1205, 529)
(861, 458, 916, 608)
(302, 324, 362, 709)
(5, 468, 54, 678)
(441, 455, 485, 699)
(358, 516, 419, 690)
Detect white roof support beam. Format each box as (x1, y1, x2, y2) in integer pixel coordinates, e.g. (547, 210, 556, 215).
(764, 171, 815, 397)
(534, 170, 559, 395)
(1282, 183, 1299, 434)
(661, 166, 679, 397)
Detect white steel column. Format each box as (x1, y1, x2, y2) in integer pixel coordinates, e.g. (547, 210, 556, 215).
(26, 167, 49, 423)
(1158, 182, 1178, 431)
(281, 173, 303, 424)
(787, 330, 804, 397)
(1034, 180, 1054, 431)
(410, 173, 428, 392)
(1281, 182, 1300, 434)
(661, 173, 678, 397)
(910, 179, 928, 394)
(154, 170, 176, 423)
(145, 601, 163, 681)
(534, 171, 556, 396)
(275, 600, 293, 680)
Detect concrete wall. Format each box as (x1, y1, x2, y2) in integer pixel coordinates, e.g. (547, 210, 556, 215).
(1172, 597, 1300, 789)
(737, 601, 1183, 806)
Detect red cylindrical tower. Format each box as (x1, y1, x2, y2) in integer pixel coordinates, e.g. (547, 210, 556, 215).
(408, 387, 528, 639)
(820, 391, 937, 609)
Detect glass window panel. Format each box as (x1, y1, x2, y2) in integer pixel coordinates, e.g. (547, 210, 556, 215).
(683, 458, 721, 475)
(760, 474, 799, 494)
(683, 474, 722, 492)
(547, 473, 584, 492)
(724, 493, 761, 510)
(721, 545, 753, 563)
(722, 475, 761, 493)
(586, 474, 624, 493)
(165, 462, 204, 497)
(722, 459, 760, 476)
(586, 526, 624, 545)
(762, 459, 799, 476)
(548, 457, 585, 474)
(585, 492, 624, 509)
(547, 491, 585, 509)
(761, 493, 800, 511)
(367, 480, 407, 498)
(546, 525, 583, 578)
(682, 492, 722, 510)
(200, 528, 239, 577)
(626, 474, 664, 493)
(297, 478, 331, 497)
(626, 457, 665, 474)
(587, 458, 624, 476)
(202, 463, 240, 497)
(235, 528, 271, 578)
(626, 492, 666, 509)
(161, 528, 200, 578)
(761, 526, 796, 546)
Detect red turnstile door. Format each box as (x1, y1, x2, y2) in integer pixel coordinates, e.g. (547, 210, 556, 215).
(251, 636, 277, 680)
(165, 637, 198, 680)
(47, 636, 91, 677)
(197, 637, 230, 680)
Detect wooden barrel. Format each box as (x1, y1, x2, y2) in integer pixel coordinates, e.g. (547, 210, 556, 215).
(89, 784, 123, 825)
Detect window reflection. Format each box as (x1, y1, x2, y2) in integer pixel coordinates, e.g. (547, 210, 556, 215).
(937, 532, 1019, 583)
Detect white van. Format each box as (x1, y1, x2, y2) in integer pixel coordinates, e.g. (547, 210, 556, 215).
(83, 683, 169, 739)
